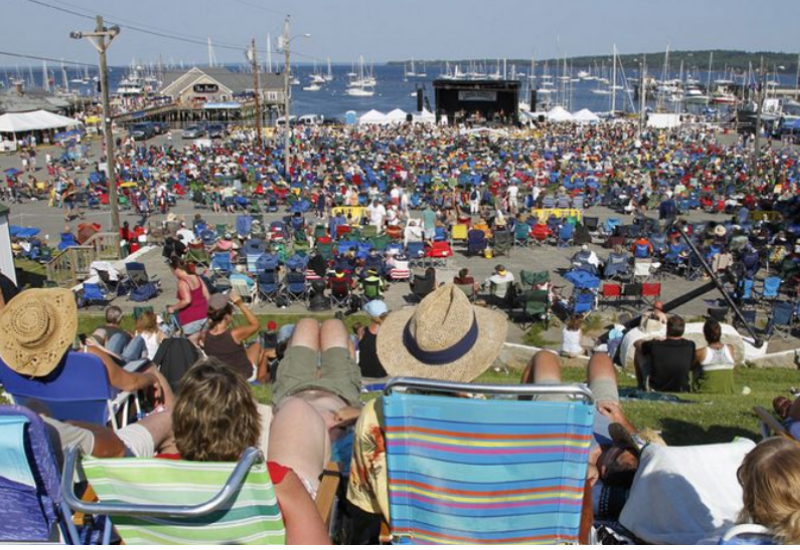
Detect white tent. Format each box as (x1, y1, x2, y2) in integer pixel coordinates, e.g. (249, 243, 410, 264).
(358, 109, 389, 125)
(0, 110, 83, 133)
(546, 106, 573, 122)
(385, 108, 408, 124)
(412, 108, 436, 125)
(572, 109, 600, 124)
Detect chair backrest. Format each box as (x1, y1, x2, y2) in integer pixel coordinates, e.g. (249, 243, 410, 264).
(602, 283, 622, 298)
(125, 262, 149, 285)
(772, 300, 795, 325)
(412, 275, 435, 297)
(455, 283, 476, 299)
(0, 405, 70, 543)
(362, 278, 382, 299)
(523, 289, 549, 315)
(0, 352, 117, 426)
(642, 282, 661, 298)
(211, 252, 232, 271)
(763, 277, 781, 298)
(67, 448, 286, 545)
(623, 283, 642, 298)
(452, 224, 468, 240)
(383, 379, 594, 545)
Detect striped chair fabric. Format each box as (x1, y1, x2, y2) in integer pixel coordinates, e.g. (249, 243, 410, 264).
(81, 457, 286, 545)
(384, 392, 594, 544)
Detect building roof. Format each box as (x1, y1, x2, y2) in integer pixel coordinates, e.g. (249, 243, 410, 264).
(160, 67, 283, 96)
(0, 88, 73, 115)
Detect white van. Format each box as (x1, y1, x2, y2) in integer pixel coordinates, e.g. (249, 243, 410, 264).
(297, 114, 324, 125)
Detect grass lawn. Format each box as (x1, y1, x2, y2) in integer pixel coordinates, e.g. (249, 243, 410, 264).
(6, 313, 795, 448)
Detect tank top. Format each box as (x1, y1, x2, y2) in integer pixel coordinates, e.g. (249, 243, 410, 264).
(177, 277, 207, 326)
(358, 328, 387, 378)
(695, 345, 735, 395)
(203, 330, 253, 380)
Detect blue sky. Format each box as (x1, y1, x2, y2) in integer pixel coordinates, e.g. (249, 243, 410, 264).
(4, 0, 799, 66)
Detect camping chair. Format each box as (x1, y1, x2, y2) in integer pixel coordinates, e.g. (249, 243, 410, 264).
(571, 290, 597, 315)
(622, 283, 643, 308)
(406, 242, 426, 267)
(466, 229, 487, 257)
(186, 245, 211, 269)
(450, 223, 469, 247)
(425, 241, 453, 268)
(124, 262, 159, 290)
(382, 378, 595, 545)
(211, 252, 233, 278)
(633, 259, 656, 282)
(455, 283, 477, 302)
(493, 230, 513, 257)
(329, 278, 352, 308)
(513, 222, 531, 247)
(0, 405, 84, 544)
(361, 278, 383, 303)
(80, 281, 113, 309)
(388, 259, 411, 282)
(766, 300, 795, 341)
(604, 253, 631, 281)
(231, 278, 259, 305)
(489, 280, 513, 310)
(257, 270, 281, 303)
(600, 283, 622, 310)
(0, 352, 139, 430)
(557, 223, 575, 247)
(317, 242, 335, 263)
(410, 274, 435, 302)
(283, 271, 307, 304)
(517, 289, 550, 329)
(361, 225, 378, 240)
(641, 282, 662, 306)
(520, 270, 550, 290)
(760, 276, 782, 306)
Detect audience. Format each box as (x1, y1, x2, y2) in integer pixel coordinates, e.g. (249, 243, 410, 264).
(634, 315, 696, 392)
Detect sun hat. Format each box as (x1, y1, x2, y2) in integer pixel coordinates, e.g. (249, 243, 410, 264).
(363, 300, 388, 319)
(0, 289, 78, 377)
(377, 284, 507, 382)
(714, 225, 727, 237)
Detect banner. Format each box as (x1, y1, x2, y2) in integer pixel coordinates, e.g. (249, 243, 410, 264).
(458, 90, 497, 102)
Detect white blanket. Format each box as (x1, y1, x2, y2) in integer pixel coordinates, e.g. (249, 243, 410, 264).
(620, 439, 755, 544)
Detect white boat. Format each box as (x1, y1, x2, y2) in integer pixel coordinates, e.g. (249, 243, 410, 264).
(346, 55, 375, 96)
(323, 58, 334, 82)
(346, 87, 374, 97)
(303, 83, 322, 92)
(577, 70, 590, 80)
(405, 57, 418, 78)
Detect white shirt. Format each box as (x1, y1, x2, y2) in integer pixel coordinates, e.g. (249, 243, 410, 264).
(508, 185, 519, 201)
(561, 328, 583, 355)
(368, 204, 386, 227)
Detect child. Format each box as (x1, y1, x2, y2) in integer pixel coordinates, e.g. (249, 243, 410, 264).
(561, 315, 584, 359)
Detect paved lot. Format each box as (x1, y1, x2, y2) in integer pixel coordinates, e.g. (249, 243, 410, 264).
(2, 132, 793, 351)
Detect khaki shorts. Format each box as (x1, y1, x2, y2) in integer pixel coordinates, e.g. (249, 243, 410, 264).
(535, 378, 619, 404)
(272, 345, 361, 406)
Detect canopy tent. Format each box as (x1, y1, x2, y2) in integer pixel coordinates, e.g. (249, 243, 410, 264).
(572, 109, 600, 124)
(0, 110, 83, 133)
(546, 106, 573, 122)
(412, 108, 436, 125)
(359, 109, 389, 125)
(385, 108, 408, 124)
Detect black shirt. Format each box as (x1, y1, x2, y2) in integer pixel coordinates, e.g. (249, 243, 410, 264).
(358, 328, 386, 378)
(642, 338, 696, 392)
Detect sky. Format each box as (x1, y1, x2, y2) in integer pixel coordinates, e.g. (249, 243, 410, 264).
(2, 0, 799, 67)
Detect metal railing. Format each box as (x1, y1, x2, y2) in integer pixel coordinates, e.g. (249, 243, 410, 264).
(44, 232, 120, 288)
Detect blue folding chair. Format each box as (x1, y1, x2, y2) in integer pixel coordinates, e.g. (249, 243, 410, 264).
(557, 223, 574, 247)
(767, 300, 795, 340)
(257, 269, 281, 302)
(0, 405, 90, 544)
(0, 352, 137, 430)
(383, 378, 594, 545)
(761, 276, 782, 303)
(236, 215, 253, 237)
(80, 281, 112, 308)
(283, 271, 307, 303)
(211, 252, 233, 277)
(57, 232, 78, 251)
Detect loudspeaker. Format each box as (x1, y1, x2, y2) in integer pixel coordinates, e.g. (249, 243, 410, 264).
(530, 90, 537, 109)
(417, 89, 423, 112)
(406, 113, 414, 123)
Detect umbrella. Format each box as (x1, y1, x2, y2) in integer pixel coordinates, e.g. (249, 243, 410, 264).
(5, 168, 21, 176)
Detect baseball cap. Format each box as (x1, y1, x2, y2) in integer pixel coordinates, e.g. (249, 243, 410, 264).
(363, 300, 388, 319)
(208, 293, 231, 311)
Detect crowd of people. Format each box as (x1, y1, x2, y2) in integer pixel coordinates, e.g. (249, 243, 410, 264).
(4, 118, 800, 543)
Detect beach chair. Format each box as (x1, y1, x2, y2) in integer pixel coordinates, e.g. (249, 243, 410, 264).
(426, 241, 453, 268)
(124, 262, 160, 290)
(641, 282, 662, 305)
(382, 378, 594, 545)
(410, 274, 435, 302)
(493, 230, 513, 257)
(455, 283, 477, 302)
(329, 278, 352, 308)
(513, 222, 531, 247)
(79, 281, 113, 309)
(283, 271, 307, 304)
(604, 252, 631, 281)
(211, 252, 233, 278)
(557, 222, 575, 247)
(520, 269, 550, 290)
(0, 352, 138, 430)
(388, 259, 411, 282)
(186, 245, 211, 269)
(257, 270, 281, 303)
(600, 283, 622, 310)
(760, 276, 782, 305)
(466, 229, 487, 257)
(0, 405, 86, 544)
(450, 223, 469, 247)
(766, 300, 795, 341)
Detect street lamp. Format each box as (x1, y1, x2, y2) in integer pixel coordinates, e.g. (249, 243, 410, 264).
(71, 16, 122, 250)
(280, 17, 310, 182)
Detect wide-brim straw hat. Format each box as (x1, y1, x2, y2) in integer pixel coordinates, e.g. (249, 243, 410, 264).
(0, 289, 77, 377)
(714, 225, 727, 237)
(378, 284, 507, 382)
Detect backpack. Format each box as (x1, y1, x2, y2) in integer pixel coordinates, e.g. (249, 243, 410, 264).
(129, 282, 159, 302)
(470, 190, 479, 201)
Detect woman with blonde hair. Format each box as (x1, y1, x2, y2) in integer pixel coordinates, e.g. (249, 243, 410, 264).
(737, 437, 800, 543)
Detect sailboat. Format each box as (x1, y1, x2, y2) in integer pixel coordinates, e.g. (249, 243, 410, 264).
(323, 58, 334, 82)
(405, 57, 417, 78)
(346, 55, 375, 97)
(417, 61, 427, 78)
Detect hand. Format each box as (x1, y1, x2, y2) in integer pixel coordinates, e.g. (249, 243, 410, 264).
(597, 401, 627, 425)
(229, 290, 242, 305)
(586, 463, 600, 487)
(166, 306, 174, 314)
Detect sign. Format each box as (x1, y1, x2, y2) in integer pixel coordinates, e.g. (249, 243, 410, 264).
(458, 90, 497, 102)
(193, 83, 219, 94)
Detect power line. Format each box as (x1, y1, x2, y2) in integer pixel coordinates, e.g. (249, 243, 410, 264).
(0, 49, 97, 67)
(229, 0, 289, 18)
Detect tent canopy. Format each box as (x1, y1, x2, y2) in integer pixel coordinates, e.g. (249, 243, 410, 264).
(0, 110, 83, 133)
(573, 109, 600, 123)
(359, 109, 389, 125)
(546, 106, 573, 122)
(412, 108, 435, 125)
(385, 108, 408, 123)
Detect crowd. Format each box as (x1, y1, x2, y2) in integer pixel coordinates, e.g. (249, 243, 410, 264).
(3, 119, 800, 543)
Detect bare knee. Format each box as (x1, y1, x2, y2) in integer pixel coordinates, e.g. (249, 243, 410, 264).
(289, 318, 321, 351)
(319, 319, 350, 352)
(587, 352, 616, 382)
(526, 350, 562, 384)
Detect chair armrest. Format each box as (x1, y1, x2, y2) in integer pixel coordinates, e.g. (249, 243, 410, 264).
(315, 462, 341, 529)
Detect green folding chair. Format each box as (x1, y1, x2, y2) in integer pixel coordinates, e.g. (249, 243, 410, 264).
(361, 225, 378, 240)
(63, 447, 287, 545)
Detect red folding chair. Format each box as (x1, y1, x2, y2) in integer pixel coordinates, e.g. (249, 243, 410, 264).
(600, 283, 622, 310)
(642, 282, 662, 305)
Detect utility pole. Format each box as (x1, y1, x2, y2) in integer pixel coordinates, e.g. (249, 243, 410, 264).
(639, 55, 647, 138)
(249, 39, 263, 151)
(283, 17, 291, 182)
(753, 56, 765, 181)
(71, 16, 121, 244)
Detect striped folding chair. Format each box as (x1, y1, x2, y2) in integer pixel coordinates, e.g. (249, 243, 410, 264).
(62, 447, 287, 545)
(383, 378, 595, 545)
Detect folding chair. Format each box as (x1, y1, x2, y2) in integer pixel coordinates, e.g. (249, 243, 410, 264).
(211, 252, 233, 278)
(329, 278, 351, 308)
(633, 259, 655, 282)
(489, 280, 512, 309)
(455, 283, 477, 302)
(466, 229, 487, 257)
(622, 283, 643, 308)
(513, 222, 531, 247)
(0, 352, 138, 430)
(406, 242, 426, 267)
(520, 269, 550, 290)
(450, 223, 468, 247)
(604, 253, 631, 281)
(257, 270, 281, 303)
(518, 289, 550, 328)
(425, 241, 453, 268)
(557, 223, 574, 247)
(641, 282, 662, 306)
(410, 274, 435, 302)
(80, 281, 112, 308)
(600, 282, 622, 310)
(388, 259, 411, 282)
(125, 262, 160, 290)
(493, 230, 513, 257)
(571, 290, 597, 315)
(231, 278, 258, 305)
(382, 378, 594, 545)
(361, 278, 383, 303)
(761, 276, 782, 305)
(766, 300, 795, 341)
(0, 405, 85, 544)
(186, 246, 211, 269)
(283, 271, 307, 304)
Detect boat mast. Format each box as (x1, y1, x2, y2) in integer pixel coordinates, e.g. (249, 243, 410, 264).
(611, 44, 617, 114)
(706, 51, 713, 107)
(266, 34, 273, 73)
(639, 54, 647, 137)
(795, 53, 799, 99)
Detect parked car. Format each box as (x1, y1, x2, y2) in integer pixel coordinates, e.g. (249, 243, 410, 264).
(206, 123, 226, 139)
(151, 121, 170, 135)
(129, 122, 155, 141)
(298, 114, 324, 125)
(275, 116, 297, 127)
(182, 125, 206, 139)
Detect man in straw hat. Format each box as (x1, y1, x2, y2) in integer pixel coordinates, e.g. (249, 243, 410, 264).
(347, 284, 508, 522)
(0, 289, 175, 459)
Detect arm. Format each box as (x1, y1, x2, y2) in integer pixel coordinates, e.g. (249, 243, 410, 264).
(693, 348, 706, 369)
(273, 470, 331, 545)
(86, 346, 166, 398)
(168, 279, 191, 314)
(230, 293, 260, 344)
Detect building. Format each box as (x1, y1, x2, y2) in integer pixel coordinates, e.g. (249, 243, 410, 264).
(159, 67, 285, 108)
(0, 85, 74, 116)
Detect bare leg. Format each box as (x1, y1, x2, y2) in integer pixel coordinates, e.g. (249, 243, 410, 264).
(520, 350, 562, 384)
(587, 352, 617, 386)
(319, 318, 352, 356)
(268, 397, 330, 496)
(289, 318, 321, 352)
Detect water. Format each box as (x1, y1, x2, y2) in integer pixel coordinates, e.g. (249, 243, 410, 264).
(3, 63, 797, 121)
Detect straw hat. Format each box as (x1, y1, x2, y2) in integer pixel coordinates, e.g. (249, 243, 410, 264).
(714, 225, 727, 237)
(0, 289, 77, 377)
(377, 284, 507, 382)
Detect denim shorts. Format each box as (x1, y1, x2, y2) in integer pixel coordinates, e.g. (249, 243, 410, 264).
(181, 318, 207, 336)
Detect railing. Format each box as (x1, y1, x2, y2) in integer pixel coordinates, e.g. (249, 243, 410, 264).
(44, 232, 121, 288)
(45, 246, 95, 288)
